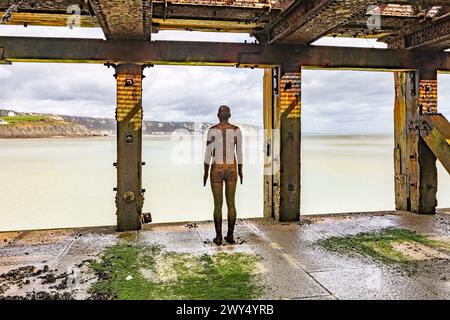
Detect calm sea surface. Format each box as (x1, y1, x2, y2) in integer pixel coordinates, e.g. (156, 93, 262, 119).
(0, 134, 448, 232)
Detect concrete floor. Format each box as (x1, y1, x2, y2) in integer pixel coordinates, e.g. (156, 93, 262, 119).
(0, 209, 449, 300)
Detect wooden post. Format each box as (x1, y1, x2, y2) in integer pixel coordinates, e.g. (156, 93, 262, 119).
(394, 70, 437, 214)
(114, 64, 145, 231)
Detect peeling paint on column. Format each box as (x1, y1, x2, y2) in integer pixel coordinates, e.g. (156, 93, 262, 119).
(280, 73, 301, 119)
(116, 73, 143, 131)
(419, 80, 438, 114)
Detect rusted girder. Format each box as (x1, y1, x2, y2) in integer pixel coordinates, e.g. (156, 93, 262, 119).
(0, 0, 91, 13)
(263, 0, 369, 44)
(151, 2, 278, 33)
(1, 36, 450, 71)
(387, 14, 450, 50)
(263, 0, 406, 44)
(263, 0, 449, 44)
(151, 2, 276, 21)
(88, 0, 147, 40)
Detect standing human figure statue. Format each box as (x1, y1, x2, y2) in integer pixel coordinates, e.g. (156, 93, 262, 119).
(203, 105, 243, 245)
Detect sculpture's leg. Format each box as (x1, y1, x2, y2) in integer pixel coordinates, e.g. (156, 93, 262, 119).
(225, 180, 237, 244)
(211, 182, 223, 245)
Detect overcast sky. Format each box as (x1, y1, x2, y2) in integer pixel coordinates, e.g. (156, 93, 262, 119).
(0, 25, 449, 134)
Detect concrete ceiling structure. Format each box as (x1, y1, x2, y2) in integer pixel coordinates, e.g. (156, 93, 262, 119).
(0, 0, 449, 50)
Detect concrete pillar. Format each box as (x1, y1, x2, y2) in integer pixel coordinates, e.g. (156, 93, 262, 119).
(394, 70, 437, 214)
(114, 64, 145, 231)
(263, 67, 301, 222)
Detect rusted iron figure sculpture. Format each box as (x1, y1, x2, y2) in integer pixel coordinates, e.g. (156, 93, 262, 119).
(203, 106, 243, 245)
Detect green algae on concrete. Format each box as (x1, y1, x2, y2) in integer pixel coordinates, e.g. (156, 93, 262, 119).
(317, 228, 450, 265)
(88, 243, 263, 300)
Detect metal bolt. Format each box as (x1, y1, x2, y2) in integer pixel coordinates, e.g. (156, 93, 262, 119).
(123, 191, 135, 203)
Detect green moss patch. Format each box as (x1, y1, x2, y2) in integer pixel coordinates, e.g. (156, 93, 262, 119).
(317, 228, 450, 265)
(88, 243, 263, 300)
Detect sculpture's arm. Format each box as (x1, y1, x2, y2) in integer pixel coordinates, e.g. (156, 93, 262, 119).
(236, 128, 243, 184)
(203, 129, 213, 186)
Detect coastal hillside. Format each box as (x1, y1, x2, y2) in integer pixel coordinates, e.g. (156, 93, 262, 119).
(0, 109, 260, 138)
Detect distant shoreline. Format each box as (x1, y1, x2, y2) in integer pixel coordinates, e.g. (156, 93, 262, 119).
(0, 133, 394, 140)
(0, 109, 260, 139)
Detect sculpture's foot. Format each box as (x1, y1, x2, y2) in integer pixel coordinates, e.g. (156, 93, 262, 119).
(213, 236, 222, 246)
(224, 235, 235, 244)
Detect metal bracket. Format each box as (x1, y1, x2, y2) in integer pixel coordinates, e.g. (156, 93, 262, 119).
(104, 62, 117, 70)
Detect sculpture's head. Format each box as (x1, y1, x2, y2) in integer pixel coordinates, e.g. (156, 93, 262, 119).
(218, 105, 231, 121)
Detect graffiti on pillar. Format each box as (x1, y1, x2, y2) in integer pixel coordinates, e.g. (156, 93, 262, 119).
(419, 79, 437, 114)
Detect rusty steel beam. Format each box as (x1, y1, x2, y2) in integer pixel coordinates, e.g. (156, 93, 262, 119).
(264, 0, 449, 44)
(114, 63, 145, 231)
(264, 0, 350, 44)
(3, 12, 99, 28)
(151, 3, 277, 22)
(420, 113, 450, 174)
(88, 0, 147, 40)
(264, 0, 413, 44)
(1, 36, 450, 71)
(387, 14, 450, 50)
(153, 0, 272, 8)
(0, 0, 91, 13)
